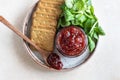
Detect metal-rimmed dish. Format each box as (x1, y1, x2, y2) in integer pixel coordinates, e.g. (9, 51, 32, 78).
(22, 1, 98, 71)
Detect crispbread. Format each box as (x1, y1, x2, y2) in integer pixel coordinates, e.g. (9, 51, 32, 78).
(31, 29, 56, 51)
(30, 0, 64, 52)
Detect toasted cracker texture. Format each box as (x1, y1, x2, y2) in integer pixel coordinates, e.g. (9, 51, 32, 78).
(30, 0, 64, 52)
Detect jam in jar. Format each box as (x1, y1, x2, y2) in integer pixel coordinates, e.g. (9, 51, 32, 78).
(56, 26, 87, 57)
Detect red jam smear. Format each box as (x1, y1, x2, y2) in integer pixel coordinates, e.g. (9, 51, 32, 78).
(47, 53, 63, 70)
(56, 26, 87, 57)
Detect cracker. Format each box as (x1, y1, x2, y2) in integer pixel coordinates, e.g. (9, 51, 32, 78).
(30, 0, 64, 51)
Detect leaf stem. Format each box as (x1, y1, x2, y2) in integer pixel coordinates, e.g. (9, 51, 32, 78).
(84, 12, 93, 18)
(89, 21, 98, 34)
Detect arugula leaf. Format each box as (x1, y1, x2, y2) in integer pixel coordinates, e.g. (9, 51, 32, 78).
(58, 0, 105, 52)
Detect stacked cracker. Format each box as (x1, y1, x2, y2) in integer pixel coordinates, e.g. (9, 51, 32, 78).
(30, 0, 64, 52)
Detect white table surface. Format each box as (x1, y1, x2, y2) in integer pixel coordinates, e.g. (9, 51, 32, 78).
(0, 0, 120, 80)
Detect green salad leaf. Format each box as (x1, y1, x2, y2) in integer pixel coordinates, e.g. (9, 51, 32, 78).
(88, 36, 95, 52)
(65, 0, 74, 8)
(58, 0, 105, 52)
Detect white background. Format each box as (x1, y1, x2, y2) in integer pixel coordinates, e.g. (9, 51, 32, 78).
(0, 0, 120, 80)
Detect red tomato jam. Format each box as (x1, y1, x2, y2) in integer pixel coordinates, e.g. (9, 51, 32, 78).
(47, 53, 63, 70)
(56, 26, 87, 57)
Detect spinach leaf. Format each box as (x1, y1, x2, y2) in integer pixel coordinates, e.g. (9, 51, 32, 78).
(88, 36, 95, 52)
(95, 26, 105, 35)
